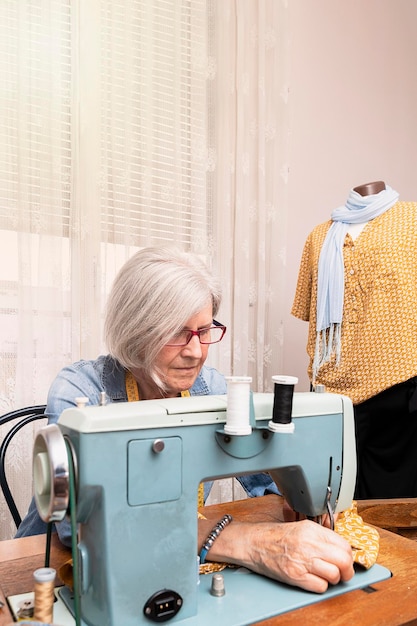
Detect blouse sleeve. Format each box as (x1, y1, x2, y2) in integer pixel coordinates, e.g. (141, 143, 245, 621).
(291, 232, 314, 322)
(291, 221, 331, 323)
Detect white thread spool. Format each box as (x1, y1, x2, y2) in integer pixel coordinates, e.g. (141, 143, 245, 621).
(224, 376, 252, 435)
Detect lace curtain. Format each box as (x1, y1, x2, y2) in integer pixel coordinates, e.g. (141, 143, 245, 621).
(208, 0, 290, 392)
(0, 0, 290, 539)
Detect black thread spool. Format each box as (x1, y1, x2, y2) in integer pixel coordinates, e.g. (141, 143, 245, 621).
(269, 375, 298, 433)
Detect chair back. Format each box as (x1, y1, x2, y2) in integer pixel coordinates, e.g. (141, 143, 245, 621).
(0, 405, 46, 528)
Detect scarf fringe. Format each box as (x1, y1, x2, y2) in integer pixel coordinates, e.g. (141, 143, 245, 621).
(313, 323, 341, 383)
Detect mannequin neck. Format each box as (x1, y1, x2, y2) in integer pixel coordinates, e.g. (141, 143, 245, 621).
(353, 180, 385, 196)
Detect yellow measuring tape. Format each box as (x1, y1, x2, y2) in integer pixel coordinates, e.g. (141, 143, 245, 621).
(125, 370, 205, 508)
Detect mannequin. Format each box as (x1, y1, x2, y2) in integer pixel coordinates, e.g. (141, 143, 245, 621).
(353, 180, 386, 196)
(291, 182, 417, 499)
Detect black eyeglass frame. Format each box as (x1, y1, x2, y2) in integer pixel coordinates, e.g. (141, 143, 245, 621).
(165, 319, 227, 347)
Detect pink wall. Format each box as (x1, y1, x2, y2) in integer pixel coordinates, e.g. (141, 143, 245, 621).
(283, 0, 417, 390)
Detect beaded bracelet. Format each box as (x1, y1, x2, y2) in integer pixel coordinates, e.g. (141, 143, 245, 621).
(199, 514, 233, 564)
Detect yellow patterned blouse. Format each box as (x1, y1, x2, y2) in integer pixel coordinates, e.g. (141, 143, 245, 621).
(291, 201, 417, 405)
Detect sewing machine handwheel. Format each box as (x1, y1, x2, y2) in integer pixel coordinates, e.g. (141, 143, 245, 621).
(33, 424, 70, 522)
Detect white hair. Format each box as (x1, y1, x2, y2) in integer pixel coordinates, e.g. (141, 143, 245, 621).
(104, 247, 222, 385)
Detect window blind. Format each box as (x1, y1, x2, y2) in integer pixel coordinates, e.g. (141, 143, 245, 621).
(0, 0, 210, 248)
(0, 0, 72, 236)
(99, 0, 209, 247)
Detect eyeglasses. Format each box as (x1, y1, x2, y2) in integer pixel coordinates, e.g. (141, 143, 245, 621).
(165, 321, 227, 347)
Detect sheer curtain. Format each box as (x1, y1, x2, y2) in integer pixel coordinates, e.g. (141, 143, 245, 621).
(0, 1, 74, 540)
(0, 0, 290, 539)
(208, 0, 291, 393)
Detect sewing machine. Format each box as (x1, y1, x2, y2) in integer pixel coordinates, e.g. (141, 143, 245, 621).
(32, 386, 391, 626)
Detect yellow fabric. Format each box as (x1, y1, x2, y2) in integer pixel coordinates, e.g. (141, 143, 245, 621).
(335, 501, 380, 569)
(291, 201, 417, 404)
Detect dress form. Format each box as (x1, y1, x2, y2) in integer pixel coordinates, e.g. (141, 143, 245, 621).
(348, 180, 386, 240)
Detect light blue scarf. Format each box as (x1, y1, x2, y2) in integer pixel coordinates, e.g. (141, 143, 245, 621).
(313, 184, 399, 381)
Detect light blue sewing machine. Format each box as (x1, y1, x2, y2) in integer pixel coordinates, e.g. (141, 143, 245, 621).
(32, 382, 391, 626)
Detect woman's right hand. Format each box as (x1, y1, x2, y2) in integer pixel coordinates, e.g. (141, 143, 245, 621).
(205, 518, 354, 593)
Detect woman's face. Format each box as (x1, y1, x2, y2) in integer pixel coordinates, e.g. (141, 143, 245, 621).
(134, 303, 214, 399)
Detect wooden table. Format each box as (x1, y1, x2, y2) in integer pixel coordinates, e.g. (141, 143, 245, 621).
(1, 495, 417, 625)
(357, 498, 417, 540)
(0, 532, 70, 625)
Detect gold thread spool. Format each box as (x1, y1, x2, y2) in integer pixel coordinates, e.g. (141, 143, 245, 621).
(33, 566, 56, 623)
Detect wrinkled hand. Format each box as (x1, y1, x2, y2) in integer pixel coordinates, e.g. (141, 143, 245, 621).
(208, 519, 354, 593)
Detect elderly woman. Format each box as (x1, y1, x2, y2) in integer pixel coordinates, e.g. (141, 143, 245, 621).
(16, 247, 353, 593)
